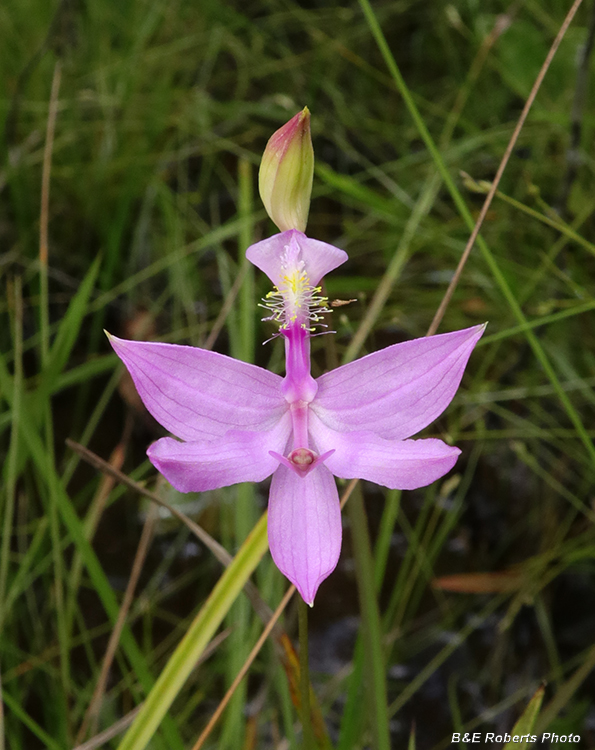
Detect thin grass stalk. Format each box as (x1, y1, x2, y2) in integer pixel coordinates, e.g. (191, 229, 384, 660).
(347, 485, 390, 750)
(0, 279, 19, 750)
(408, 445, 484, 621)
(336, 638, 365, 750)
(298, 597, 314, 750)
(1, 278, 22, 613)
(43, 344, 69, 731)
(337, 487, 400, 749)
(0, 663, 4, 750)
(238, 157, 255, 364)
(403, 482, 459, 619)
(274, 658, 299, 750)
(191, 586, 295, 750)
(39, 59, 61, 360)
(203, 263, 248, 351)
(38, 58, 71, 732)
(534, 595, 563, 688)
(219, 157, 257, 749)
(373, 489, 401, 591)
(76, 505, 157, 743)
(447, 675, 466, 748)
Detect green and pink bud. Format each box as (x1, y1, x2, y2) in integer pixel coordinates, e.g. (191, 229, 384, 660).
(258, 108, 314, 233)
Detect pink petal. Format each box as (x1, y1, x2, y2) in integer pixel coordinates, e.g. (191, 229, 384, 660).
(147, 412, 291, 493)
(311, 325, 485, 440)
(246, 230, 348, 287)
(108, 335, 287, 441)
(268, 463, 341, 605)
(309, 412, 460, 490)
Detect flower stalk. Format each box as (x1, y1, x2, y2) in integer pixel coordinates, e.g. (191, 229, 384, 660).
(298, 597, 314, 750)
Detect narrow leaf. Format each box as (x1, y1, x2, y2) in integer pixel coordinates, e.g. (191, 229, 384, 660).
(536, 645, 595, 734)
(116, 512, 269, 750)
(504, 685, 545, 749)
(39, 256, 101, 401)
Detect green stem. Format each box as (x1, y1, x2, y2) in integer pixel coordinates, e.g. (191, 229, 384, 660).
(298, 597, 314, 750)
(238, 157, 255, 364)
(1, 278, 22, 612)
(347, 486, 391, 750)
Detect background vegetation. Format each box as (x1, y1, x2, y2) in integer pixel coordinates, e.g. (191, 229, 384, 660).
(1, 0, 595, 747)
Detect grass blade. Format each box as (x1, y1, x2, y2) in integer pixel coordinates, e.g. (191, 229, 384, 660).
(347, 485, 390, 750)
(504, 685, 545, 749)
(116, 511, 269, 750)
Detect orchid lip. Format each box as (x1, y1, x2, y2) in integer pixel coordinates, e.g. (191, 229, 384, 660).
(269, 448, 335, 477)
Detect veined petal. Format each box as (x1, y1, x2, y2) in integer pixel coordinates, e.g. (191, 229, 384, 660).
(268, 463, 341, 606)
(246, 230, 348, 287)
(309, 412, 460, 490)
(108, 335, 287, 441)
(147, 412, 291, 493)
(311, 325, 484, 440)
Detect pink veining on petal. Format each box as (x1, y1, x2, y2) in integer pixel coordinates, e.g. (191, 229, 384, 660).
(246, 230, 348, 288)
(268, 462, 341, 605)
(311, 324, 485, 440)
(309, 410, 460, 490)
(108, 335, 287, 441)
(147, 412, 291, 493)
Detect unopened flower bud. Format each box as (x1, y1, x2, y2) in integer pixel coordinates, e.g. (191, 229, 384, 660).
(259, 107, 314, 233)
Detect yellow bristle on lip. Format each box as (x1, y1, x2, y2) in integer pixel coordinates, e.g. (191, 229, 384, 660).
(278, 269, 310, 313)
(259, 271, 331, 333)
(257, 245, 332, 333)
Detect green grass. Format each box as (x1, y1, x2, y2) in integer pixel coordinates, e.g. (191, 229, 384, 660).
(2, 0, 595, 748)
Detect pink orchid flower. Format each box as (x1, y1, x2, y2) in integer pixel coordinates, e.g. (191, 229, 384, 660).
(109, 230, 483, 605)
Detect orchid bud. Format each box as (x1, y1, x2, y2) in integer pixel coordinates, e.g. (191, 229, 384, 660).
(258, 107, 314, 233)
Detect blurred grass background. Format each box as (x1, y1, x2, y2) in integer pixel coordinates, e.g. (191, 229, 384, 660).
(2, 0, 595, 748)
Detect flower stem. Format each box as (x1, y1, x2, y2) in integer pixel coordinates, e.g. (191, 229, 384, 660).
(347, 486, 391, 750)
(298, 596, 314, 750)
